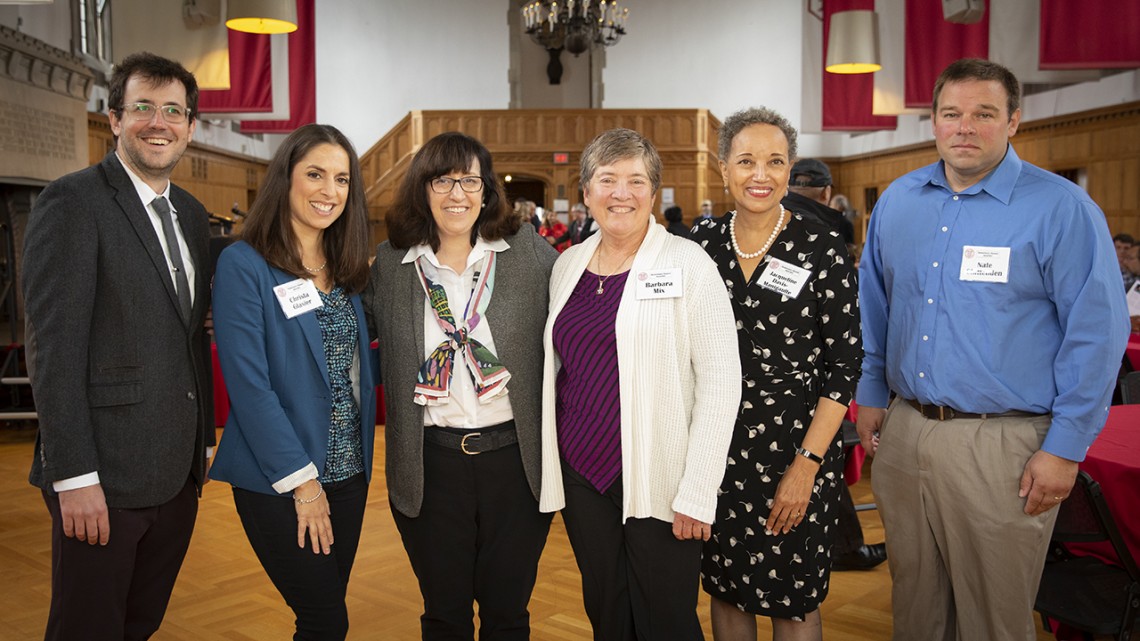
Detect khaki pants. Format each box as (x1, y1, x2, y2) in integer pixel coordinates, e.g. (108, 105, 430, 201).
(872, 399, 1057, 641)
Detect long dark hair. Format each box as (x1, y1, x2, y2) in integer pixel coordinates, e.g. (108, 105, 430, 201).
(387, 132, 519, 250)
(241, 123, 371, 293)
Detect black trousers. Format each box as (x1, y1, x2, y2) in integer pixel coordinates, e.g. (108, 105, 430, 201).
(560, 464, 704, 641)
(391, 440, 552, 641)
(43, 476, 198, 641)
(232, 473, 368, 641)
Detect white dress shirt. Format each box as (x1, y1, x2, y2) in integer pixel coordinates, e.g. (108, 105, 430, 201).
(404, 237, 515, 429)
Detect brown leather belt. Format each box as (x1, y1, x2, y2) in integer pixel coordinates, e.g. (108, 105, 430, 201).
(904, 398, 1047, 421)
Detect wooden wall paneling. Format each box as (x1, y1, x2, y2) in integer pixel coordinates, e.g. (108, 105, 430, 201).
(84, 114, 267, 222)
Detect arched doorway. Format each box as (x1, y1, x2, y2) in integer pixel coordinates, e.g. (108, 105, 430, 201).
(503, 175, 546, 211)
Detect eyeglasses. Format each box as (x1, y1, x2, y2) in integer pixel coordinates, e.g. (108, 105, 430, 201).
(117, 102, 191, 124)
(429, 176, 484, 194)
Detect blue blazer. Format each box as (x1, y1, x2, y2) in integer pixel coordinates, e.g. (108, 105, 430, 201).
(209, 241, 376, 495)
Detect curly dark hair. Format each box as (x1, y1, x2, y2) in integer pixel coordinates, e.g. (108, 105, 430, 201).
(240, 124, 371, 293)
(387, 132, 518, 250)
(717, 107, 798, 162)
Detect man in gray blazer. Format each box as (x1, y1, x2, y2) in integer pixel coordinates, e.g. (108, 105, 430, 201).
(22, 52, 213, 641)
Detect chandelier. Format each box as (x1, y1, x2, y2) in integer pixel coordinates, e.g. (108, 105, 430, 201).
(522, 0, 630, 57)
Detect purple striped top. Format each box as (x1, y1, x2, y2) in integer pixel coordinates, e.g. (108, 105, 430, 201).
(552, 269, 629, 493)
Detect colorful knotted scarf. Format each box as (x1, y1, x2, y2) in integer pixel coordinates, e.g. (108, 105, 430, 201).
(413, 251, 510, 406)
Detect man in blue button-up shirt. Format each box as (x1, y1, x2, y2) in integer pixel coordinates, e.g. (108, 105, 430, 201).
(856, 58, 1129, 641)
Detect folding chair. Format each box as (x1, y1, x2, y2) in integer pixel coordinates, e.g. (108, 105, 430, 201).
(1035, 470, 1140, 641)
(1120, 370, 1140, 405)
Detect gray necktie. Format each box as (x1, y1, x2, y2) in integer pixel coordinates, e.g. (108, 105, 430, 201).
(152, 196, 193, 323)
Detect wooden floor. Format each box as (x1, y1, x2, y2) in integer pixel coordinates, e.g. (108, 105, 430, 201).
(0, 424, 1057, 640)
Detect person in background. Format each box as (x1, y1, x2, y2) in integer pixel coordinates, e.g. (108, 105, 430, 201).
(22, 52, 214, 641)
(551, 202, 597, 247)
(694, 107, 862, 641)
(365, 132, 557, 640)
(1121, 244, 1140, 333)
(784, 158, 855, 245)
(540, 206, 570, 252)
(1114, 233, 1136, 291)
(525, 199, 542, 232)
(857, 58, 1129, 641)
(540, 128, 740, 640)
(210, 124, 375, 640)
(697, 199, 715, 222)
(664, 205, 690, 239)
(829, 193, 853, 216)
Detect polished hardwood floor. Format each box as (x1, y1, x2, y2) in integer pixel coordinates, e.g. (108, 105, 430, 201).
(0, 424, 1057, 640)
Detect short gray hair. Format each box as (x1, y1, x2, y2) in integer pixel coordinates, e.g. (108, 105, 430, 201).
(580, 128, 662, 193)
(717, 107, 798, 162)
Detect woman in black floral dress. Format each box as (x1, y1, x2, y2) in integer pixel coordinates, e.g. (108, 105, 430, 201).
(693, 107, 862, 641)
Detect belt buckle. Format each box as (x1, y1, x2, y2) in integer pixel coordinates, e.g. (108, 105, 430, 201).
(460, 432, 482, 455)
(938, 405, 955, 421)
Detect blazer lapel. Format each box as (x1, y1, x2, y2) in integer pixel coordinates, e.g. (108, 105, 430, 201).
(409, 262, 426, 362)
(102, 154, 184, 324)
(271, 267, 330, 389)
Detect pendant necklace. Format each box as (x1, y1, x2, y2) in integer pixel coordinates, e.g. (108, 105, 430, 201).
(594, 247, 634, 295)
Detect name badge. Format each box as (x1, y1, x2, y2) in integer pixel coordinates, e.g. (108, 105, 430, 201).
(959, 245, 1011, 283)
(757, 258, 811, 299)
(635, 268, 683, 299)
(274, 278, 324, 319)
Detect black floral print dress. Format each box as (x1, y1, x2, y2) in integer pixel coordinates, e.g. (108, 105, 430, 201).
(692, 211, 862, 618)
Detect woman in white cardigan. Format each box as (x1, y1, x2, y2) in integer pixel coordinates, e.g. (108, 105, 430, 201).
(539, 128, 741, 641)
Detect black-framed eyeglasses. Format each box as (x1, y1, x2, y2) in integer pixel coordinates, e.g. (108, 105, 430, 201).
(117, 102, 191, 124)
(429, 176, 483, 194)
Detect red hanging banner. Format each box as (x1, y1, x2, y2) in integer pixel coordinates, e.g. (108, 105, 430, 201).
(241, 0, 316, 133)
(198, 30, 274, 114)
(822, 0, 897, 132)
(904, 0, 988, 109)
(1040, 0, 1140, 69)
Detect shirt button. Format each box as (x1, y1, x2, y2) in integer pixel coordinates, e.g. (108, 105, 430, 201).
(942, 226, 949, 232)
(919, 372, 926, 378)
(932, 261, 939, 267)
(187, 392, 196, 400)
(953, 195, 959, 201)
(923, 335, 929, 341)
(927, 298, 934, 304)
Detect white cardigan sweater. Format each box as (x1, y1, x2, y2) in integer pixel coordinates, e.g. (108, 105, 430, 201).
(539, 219, 742, 525)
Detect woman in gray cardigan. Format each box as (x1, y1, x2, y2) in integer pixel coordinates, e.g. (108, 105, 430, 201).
(363, 132, 557, 640)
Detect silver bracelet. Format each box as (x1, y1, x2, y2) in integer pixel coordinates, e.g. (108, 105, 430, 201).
(293, 484, 324, 504)
(795, 447, 824, 465)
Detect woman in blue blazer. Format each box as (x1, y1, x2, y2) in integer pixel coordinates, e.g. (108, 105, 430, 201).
(211, 124, 375, 641)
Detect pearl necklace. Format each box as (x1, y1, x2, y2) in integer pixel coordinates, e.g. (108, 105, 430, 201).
(730, 204, 785, 260)
(303, 261, 327, 273)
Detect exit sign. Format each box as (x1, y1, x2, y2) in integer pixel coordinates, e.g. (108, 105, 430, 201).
(553, 152, 570, 164)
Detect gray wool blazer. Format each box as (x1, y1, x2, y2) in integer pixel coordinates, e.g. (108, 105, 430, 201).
(23, 152, 214, 508)
(364, 225, 557, 518)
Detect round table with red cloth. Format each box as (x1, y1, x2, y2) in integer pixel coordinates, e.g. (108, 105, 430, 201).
(1125, 332, 1140, 369)
(1052, 403, 1140, 640)
(1067, 403, 1140, 565)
